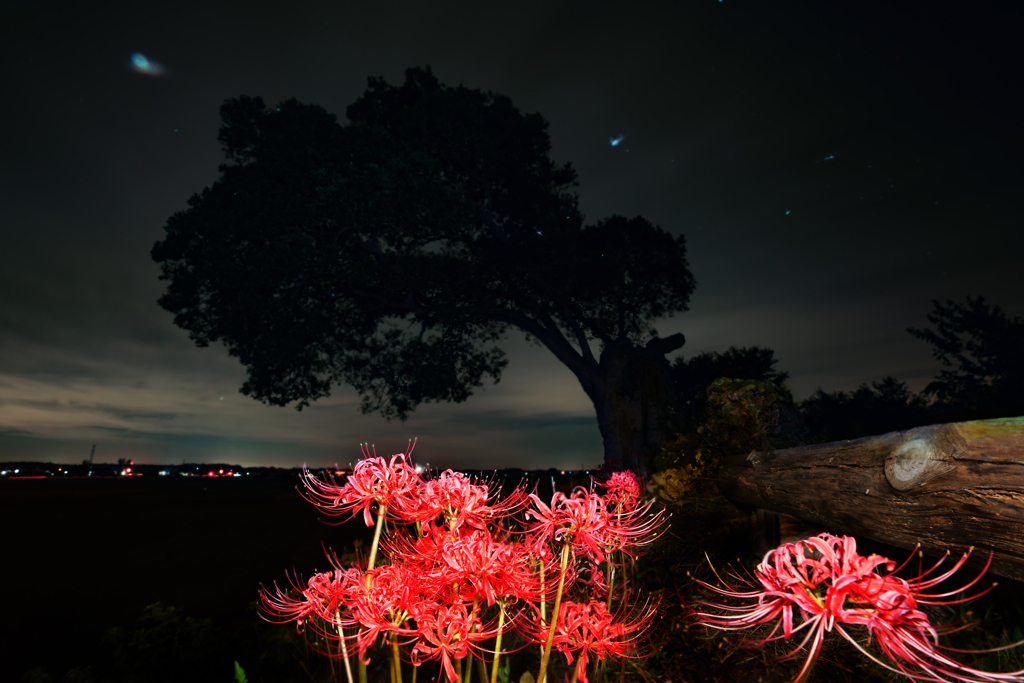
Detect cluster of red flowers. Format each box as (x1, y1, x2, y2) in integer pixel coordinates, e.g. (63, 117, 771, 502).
(262, 441, 665, 683)
(692, 532, 1024, 683)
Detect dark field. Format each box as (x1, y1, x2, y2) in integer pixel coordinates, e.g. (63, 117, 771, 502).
(1, 476, 373, 682)
(8, 475, 1024, 683)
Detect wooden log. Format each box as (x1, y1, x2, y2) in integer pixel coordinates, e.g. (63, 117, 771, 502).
(717, 416, 1024, 582)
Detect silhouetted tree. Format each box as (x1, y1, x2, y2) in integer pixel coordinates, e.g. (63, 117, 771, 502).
(670, 346, 790, 428)
(908, 295, 1024, 421)
(799, 376, 931, 442)
(151, 67, 696, 471)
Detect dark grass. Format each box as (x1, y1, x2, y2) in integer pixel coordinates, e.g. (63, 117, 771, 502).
(1, 475, 373, 682)
(0, 471, 585, 682)
(5, 473, 1024, 683)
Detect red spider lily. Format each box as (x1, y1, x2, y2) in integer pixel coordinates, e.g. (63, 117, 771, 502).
(301, 443, 421, 527)
(345, 564, 426, 662)
(439, 530, 548, 607)
(579, 561, 611, 602)
(411, 602, 497, 683)
(262, 442, 670, 683)
(400, 469, 491, 532)
(260, 568, 358, 636)
(526, 486, 666, 566)
(395, 469, 530, 533)
(382, 524, 545, 614)
(692, 533, 1024, 683)
(526, 488, 613, 564)
(598, 471, 642, 512)
(602, 495, 667, 561)
(526, 598, 659, 683)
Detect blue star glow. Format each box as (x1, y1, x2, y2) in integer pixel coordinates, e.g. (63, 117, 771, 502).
(609, 135, 626, 146)
(129, 52, 165, 76)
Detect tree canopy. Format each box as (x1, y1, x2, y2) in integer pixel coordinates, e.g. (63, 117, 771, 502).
(669, 346, 790, 428)
(907, 295, 1024, 420)
(152, 67, 695, 457)
(795, 295, 1023, 443)
(799, 376, 931, 442)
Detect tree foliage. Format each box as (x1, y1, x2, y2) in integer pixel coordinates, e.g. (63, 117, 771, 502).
(670, 346, 790, 429)
(797, 296, 1024, 443)
(152, 67, 695, 425)
(799, 376, 931, 442)
(907, 295, 1024, 420)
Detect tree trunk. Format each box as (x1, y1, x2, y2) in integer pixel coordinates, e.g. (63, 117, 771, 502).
(717, 416, 1024, 581)
(589, 336, 686, 473)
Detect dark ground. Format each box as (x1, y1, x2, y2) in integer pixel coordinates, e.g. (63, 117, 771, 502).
(0, 472, 587, 683)
(6, 474, 1024, 683)
(0, 476, 373, 682)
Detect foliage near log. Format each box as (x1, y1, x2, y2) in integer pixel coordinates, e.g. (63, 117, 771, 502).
(649, 378, 802, 503)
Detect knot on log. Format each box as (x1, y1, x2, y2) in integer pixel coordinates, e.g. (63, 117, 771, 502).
(884, 424, 965, 491)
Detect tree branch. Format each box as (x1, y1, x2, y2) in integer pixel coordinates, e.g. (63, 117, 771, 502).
(559, 305, 597, 366)
(645, 333, 686, 357)
(481, 305, 594, 382)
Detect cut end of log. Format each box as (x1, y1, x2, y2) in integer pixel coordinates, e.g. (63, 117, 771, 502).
(884, 425, 964, 491)
(890, 437, 933, 482)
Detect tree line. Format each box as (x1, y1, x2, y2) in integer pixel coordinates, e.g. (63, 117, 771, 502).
(675, 295, 1024, 445)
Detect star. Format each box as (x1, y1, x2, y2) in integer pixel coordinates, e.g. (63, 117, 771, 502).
(129, 52, 165, 76)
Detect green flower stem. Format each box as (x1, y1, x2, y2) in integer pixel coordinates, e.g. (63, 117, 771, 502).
(489, 604, 507, 683)
(538, 543, 571, 683)
(392, 634, 403, 683)
(538, 556, 547, 622)
(538, 557, 547, 674)
(606, 564, 616, 611)
(569, 660, 581, 683)
(368, 504, 387, 571)
(361, 505, 388, 683)
(337, 615, 354, 683)
(466, 595, 479, 683)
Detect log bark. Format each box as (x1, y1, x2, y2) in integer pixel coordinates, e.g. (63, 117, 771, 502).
(717, 416, 1024, 582)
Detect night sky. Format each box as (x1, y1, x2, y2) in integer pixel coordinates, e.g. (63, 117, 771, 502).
(1, 0, 1020, 470)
